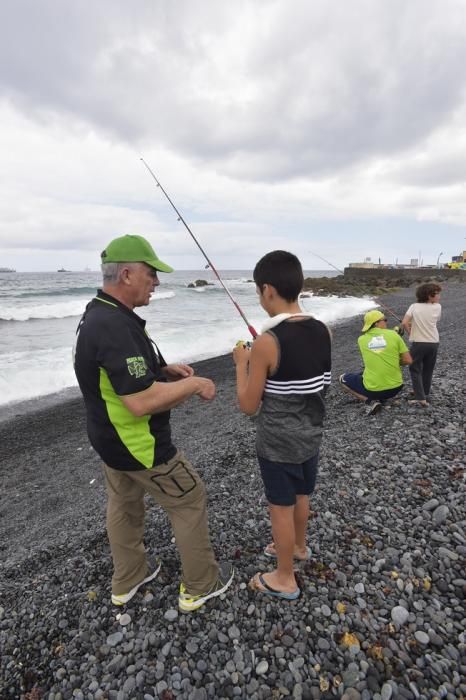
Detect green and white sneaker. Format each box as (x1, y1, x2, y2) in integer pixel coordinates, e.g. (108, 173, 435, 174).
(111, 558, 162, 606)
(178, 561, 234, 612)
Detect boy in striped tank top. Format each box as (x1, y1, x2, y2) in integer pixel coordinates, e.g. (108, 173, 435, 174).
(233, 251, 331, 599)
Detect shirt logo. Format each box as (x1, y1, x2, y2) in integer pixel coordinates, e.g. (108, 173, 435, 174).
(126, 356, 147, 378)
(368, 335, 387, 352)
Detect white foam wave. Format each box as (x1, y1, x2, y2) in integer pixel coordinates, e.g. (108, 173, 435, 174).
(300, 295, 376, 323)
(0, 290, 176, 321)
(0, 299, 89, 321)
(0, 294, 377, 406)
(0, 347, 77, 405)
(152, 290, 175, 300)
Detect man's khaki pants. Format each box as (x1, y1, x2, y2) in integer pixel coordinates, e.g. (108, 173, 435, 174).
(103, 451, 219, 596)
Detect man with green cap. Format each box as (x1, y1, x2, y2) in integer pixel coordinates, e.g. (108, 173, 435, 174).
(74, 234, 234, 611)
(338, 309, 412, 415)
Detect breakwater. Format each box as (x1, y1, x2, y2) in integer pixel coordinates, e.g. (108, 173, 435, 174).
(343, 267, 465, 283)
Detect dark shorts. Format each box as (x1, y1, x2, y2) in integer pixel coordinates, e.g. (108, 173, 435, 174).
(340, 372, 402, 402)
(257, 452, 319, 506)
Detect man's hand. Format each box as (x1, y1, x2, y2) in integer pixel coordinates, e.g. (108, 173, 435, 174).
(195, 377, 216, 401)
(163, 363, 194, 380)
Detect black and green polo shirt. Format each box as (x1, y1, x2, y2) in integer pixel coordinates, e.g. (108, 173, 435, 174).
(74, 290, 177, 471)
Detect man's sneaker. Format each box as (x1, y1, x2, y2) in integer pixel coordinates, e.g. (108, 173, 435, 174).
(178, 561, 234, 613)
(111, 558, 162, 606)
(365, 400, 382, 416)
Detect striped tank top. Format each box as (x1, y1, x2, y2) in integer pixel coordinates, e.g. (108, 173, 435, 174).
(256, 317, 331, 463)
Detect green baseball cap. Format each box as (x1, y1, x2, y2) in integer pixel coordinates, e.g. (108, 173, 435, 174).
(361, 309, 385, 332)
(101, 235, 173, 273)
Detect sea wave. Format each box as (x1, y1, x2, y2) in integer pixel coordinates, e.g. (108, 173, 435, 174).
(5, 286, 98, 299)
(0, 300, 89, 322)
(302, 295, 376, 324)
(0, 294, 376, 406)
(0, 347, 77, 405)
(0, 290, 176, 322)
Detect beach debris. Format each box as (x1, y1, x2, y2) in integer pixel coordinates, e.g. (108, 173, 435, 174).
(89, 479, 96, 485)
(86, 590, 97, 602)
(304, 560, 335, 581)
(319, 676, 330, 692)
(336, 632, 360, 649)
(368, 643, 384, 660)
(336, 601, 346, 614)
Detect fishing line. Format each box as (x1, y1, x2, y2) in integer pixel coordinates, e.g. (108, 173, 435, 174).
(309, 251, 403, 324)
(140, 158, 258, 339)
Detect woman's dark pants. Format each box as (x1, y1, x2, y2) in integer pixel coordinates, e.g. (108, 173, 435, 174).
(409, 342, 439, 400)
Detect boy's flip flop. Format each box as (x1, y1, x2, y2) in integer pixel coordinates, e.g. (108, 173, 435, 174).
(263, 543, 312, 561)
(249, 572, 300, 600)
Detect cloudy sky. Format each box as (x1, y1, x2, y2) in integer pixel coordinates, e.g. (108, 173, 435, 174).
(1, 0, 465, 272)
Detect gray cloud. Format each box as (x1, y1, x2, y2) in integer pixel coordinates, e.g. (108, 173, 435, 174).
(2, 0, 466, 183)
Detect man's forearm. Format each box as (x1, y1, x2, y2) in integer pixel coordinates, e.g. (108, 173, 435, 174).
(122, 376, 204, 416)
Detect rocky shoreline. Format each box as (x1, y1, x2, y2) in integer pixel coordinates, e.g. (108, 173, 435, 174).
(301, 271, 464, 297)
(0, 285, 464, 700)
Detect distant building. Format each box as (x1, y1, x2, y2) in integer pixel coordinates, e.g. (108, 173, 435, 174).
(349, 261, 420, 269)
(348, 262, 379, 268)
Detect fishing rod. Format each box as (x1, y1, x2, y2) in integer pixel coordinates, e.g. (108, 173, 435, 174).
(309, 251, 403, 325)
(140, 157, 257, 339)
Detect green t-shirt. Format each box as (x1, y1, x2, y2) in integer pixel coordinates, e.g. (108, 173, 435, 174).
(358, 328, 409, 391)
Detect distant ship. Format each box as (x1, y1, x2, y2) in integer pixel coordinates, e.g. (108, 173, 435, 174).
(0, 267, 16, 272)
(57, 268, 70, 272)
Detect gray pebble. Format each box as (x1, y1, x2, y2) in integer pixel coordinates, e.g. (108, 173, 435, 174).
(255, 659, 269, 675)
(381, 683, 393, 700)
(228, 624, 241, 639)
(391, 606, 409, 626)
(432, 505, 450, 525)
(164, 609, 178, 622)
(414, 630, 430, 645)
(106, 632, 123, 647)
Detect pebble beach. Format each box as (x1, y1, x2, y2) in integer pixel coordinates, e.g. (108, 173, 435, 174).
(0, 284, 465, 700)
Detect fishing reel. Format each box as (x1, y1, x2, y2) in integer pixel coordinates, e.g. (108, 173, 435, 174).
(393, 325, 404, 337)
(236, 340, 252, 349)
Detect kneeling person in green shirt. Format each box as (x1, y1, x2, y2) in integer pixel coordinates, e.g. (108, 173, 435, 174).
(339, 310, 412, 415)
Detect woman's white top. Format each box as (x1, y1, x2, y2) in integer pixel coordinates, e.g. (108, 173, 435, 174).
(405, 303, 441, 342)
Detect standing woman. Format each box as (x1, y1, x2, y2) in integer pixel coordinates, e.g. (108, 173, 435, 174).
(401, 283, 442, 406)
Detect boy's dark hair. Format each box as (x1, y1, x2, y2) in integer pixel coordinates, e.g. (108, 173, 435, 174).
(416, 282, 442, 303)
(253, 250, 304, 302)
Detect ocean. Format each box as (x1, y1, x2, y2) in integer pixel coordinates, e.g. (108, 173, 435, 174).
(0, 270, 376, 409)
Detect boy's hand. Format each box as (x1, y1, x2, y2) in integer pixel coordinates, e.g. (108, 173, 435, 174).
(233, 341, 251, 365)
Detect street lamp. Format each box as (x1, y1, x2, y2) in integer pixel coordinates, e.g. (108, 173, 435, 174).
(436, 252, 443, 268)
